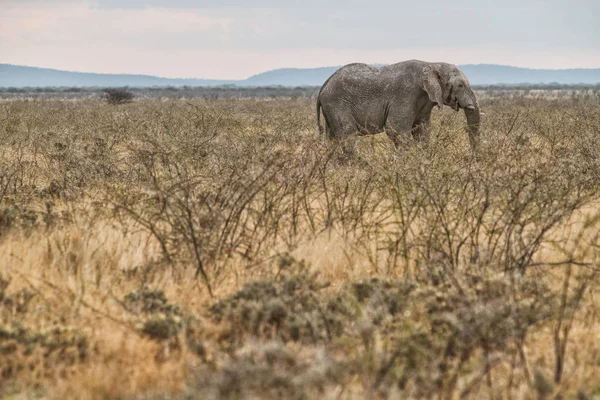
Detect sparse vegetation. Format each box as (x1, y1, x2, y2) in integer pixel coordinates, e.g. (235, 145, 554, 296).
(2, 84, 600, 101)
(0, 93, 600, 399)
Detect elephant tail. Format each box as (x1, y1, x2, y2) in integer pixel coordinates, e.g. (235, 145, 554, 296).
(316, 97, 324, 135)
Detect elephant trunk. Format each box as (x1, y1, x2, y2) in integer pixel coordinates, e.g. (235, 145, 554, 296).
(463, 91, 480, 150)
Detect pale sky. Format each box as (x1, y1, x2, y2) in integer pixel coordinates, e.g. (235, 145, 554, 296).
(1, 0, 599, 79)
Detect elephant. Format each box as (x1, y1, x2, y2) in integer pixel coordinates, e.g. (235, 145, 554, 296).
(316, 59, 480, 150)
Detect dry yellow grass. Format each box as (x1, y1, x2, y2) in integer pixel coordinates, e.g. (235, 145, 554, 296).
(0, 95, 600, 399)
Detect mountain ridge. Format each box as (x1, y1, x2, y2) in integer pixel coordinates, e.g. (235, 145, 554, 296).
(2, 63, 600, 87)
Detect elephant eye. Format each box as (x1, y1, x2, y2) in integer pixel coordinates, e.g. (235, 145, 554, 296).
(458, 83, 464, 88)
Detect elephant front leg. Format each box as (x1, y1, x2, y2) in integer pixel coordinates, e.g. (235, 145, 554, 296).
(412, 107, 433, 145)
(411, 121, 428, 143)
(385, 117, 413, 150)
(412, 120, 430, 145)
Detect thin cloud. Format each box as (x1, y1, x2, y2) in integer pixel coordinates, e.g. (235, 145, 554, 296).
(0, 2, 232, 45)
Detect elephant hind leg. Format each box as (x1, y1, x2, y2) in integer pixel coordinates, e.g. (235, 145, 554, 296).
(325, 121, 336, 141)
(326, 111, 360, 140)
(323, 112, 359, 159)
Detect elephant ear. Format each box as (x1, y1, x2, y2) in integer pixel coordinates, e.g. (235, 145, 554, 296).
(421, 66, 444, 109)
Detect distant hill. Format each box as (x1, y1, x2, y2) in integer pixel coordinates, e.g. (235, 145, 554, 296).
(243, 67, 340, 87)
(1, 63, 600, 88)
(0, 64, 232, 87)
(459, 64, 600, 85)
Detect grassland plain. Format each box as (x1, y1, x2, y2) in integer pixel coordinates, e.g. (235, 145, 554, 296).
(0, 93, 600, 399)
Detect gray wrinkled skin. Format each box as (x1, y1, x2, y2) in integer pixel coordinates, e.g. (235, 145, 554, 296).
(317, 59, 480, 150)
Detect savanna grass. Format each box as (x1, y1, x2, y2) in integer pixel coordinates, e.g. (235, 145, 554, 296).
(0, 94, 599, 399)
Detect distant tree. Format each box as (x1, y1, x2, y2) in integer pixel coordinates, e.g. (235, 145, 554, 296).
(102, 88, 134, 105)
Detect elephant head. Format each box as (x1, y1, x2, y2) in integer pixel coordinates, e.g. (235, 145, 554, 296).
(420, 63, 480, 148)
